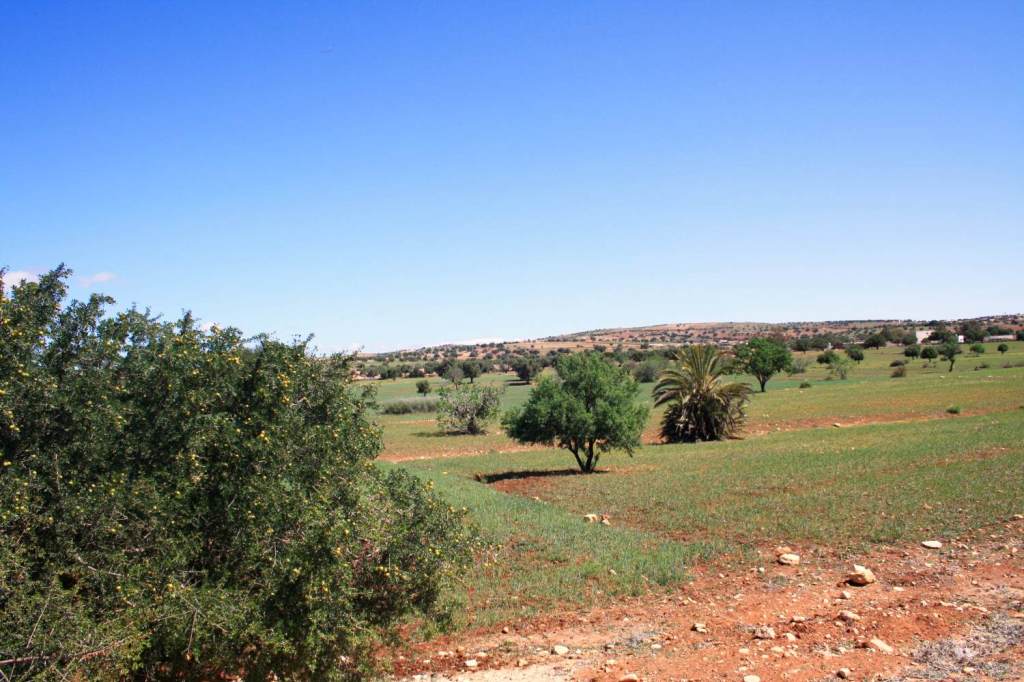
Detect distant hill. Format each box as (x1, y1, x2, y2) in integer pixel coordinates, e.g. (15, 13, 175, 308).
(366, 314, 1023, 361)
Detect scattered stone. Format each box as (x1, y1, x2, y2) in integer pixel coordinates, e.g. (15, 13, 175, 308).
(744, 676, 762, 682)
(739, 647, 751, 655)
(464, 659, 478, 668)
(867, 638, 894, 654)
(833, 423, 842, 428)
(584, 513, 599, 523)
(837, 668, 852, 679)
(619, 674, 639, 682)
(551, 644, 569, 656)
(516, 658, 528, 667)
(601, 517, 612, 526)
(922, 540, 943, 549)
(839, 610, 861, 623)
(784, 632, 798, 642)
(846, 565, 876, 586)
(501, 626, 510, 634)
(692, 622, 709, 633)
(778, 553, 801, 566)
(753, 626, 777, 640)
(839, 590, 853, 600)
(650, 643, 662, 651)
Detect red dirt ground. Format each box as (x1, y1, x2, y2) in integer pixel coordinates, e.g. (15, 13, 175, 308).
(389, 518, 1024, 681)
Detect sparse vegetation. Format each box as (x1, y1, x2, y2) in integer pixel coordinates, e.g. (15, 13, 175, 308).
(437, 383, 502, 434)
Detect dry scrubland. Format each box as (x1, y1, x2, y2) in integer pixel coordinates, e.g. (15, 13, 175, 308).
(371, 342, 1024, 634)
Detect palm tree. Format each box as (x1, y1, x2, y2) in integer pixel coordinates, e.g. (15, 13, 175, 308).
(652, 345, 752, 442)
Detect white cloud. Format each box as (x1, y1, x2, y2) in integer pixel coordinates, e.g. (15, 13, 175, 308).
(0, 270, 39, 285)
(79, 271, 117, 287)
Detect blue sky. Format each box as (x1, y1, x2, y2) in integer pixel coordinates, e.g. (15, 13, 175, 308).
(3, 2, 1022, 352)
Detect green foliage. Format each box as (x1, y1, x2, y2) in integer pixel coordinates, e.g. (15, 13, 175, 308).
(437, 384, 501, 434)
(502, 353, 648, 473)
(733, 337, 792, 392)
(845, 347, 865, 362)
(816, 349, 838, 365)
(443, 363, 465, 385)
(861, 334, 885, 349)
(380, 397, 440, 414)
(652, 345, 752, 443)
(928, 327, 957, 344)
(0, 267, 473, 680)
(891, 365, 907, 378)
(998, 343, 1009, 354)
(511, 356, 542, 383)
(959, 322, 986, 344)
(904, 344, 921, 359)
(416, 378, 432, 396)
(787, 356, 810, 375)
(461, 360, 482, 383)
(969, 343, 986, 355)
(946, 405, 961, 414)
(799, 381, 812, 389)
(1018, 331, 1024, 342)
(938, 341, 962, 371)
(826, 354, 853, 380)
(920, 346, 938, 361)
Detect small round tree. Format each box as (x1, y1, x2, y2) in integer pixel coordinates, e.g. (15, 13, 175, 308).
(904, 344, 921, 359)
(416, 378, 432, 396)
(436, 384, 501, 434)
(920, 346, 938, 363)
(461, 360, 482, 383)
(733, 337, 792, 392)
(998, 343, 1009, 355)
(938, 341, 962, 371)
(845, 347, 865, 363)
(503, 353, 648, 473)
(969, 343, 985, 355)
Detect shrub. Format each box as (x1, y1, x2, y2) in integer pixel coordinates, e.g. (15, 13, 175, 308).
(891, 365, 907, 378)
(1018, 330, 1024, 341)
(799, 381, 812, 389)
(827, 354, 853, 380)
(889, 359, 905, 367)
(946, 405, 961, 414)
(920, 346, 938, 361)
(380, 397, 441, 414)
(816, 349, 838, 365)
(461, 360, 482, 383)
(969, 343, 986, 355)
(503, 353, 648, 472)
(788, 357, 810, 375)
(0, 267, 474, 680)
(437, 384, 501, 434)
(416, 378, 432, 396)
(998, 343, 1009, 354)
(845, 347, 865, 362)
(904, 344, 921, 359)
(975, 362, 990, 370)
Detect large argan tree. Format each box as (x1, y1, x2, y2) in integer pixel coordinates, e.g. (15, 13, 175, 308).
(503, 352, 648, 473)
(733, 337, 793, 392)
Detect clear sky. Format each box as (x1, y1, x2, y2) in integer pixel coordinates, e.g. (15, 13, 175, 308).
(3, 2, 1022, 352)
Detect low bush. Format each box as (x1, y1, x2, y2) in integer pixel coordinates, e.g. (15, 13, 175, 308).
(799, 381, 812, 389)
(947, 405, 962, 414)
(380, 397, 441, 414)
(889, 359, 905, 367)
(891, 365, 907, 378)
(437, 384, 502, 434)
(0, 267, 474, 680)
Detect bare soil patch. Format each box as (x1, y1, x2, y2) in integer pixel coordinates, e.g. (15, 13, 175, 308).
(391, 518, 1024, 681)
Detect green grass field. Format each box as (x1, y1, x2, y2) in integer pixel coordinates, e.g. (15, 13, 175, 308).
(372, 343, 1024, 629)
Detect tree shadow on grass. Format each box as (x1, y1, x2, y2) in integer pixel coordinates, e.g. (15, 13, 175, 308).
(474, 468, 607, 484)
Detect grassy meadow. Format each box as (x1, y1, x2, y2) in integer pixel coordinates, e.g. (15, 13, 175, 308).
(372, 342, 1024, 630)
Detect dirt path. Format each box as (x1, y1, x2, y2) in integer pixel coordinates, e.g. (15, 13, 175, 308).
(391, 518, 1024, 681)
